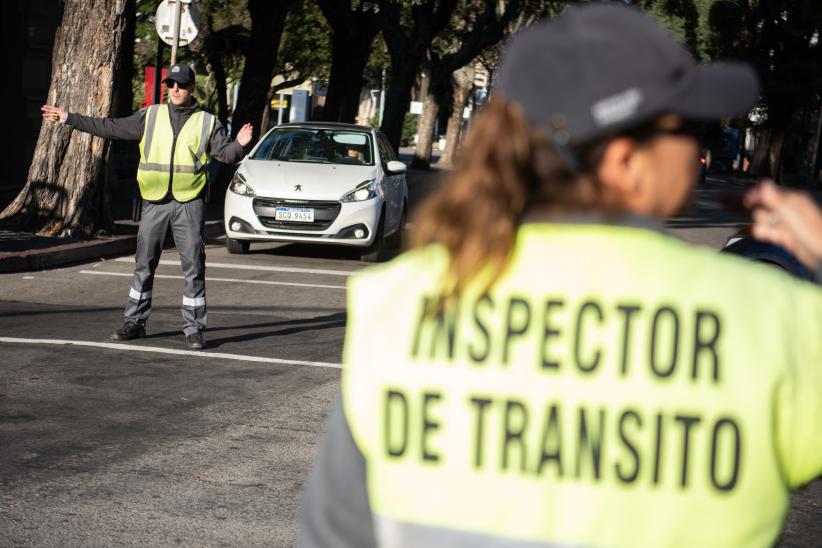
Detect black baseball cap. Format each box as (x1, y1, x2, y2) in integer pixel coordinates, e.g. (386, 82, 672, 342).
(164, 63, 195, 87)
(496, 3, 760, 147)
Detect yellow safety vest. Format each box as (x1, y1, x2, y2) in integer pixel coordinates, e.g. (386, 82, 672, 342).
(342, 223, 822, 547)
(137, 104, 215, 202)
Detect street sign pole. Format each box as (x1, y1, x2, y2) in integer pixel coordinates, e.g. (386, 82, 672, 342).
(153, 36, 165, 104)
(170, 0, 183, 65)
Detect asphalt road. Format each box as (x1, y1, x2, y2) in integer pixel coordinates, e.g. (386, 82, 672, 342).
(1, 176, 821, 546)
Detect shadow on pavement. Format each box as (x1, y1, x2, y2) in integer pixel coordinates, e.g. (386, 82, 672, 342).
(141, 311, 346, 348)
(205, 311, 346, 348)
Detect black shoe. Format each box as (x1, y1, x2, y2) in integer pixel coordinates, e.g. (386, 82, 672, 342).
(186, 331, 205, 350)
(110, 321, 145, 341)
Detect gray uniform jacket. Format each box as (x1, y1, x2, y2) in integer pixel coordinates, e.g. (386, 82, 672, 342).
(66, 102, 247, 202)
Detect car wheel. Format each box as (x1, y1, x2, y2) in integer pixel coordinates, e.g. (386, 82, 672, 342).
(226, 236, 250, 254)
(361, 212, 389, 263)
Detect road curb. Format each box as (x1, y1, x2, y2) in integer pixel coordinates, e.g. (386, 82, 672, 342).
(0, 220, 224, 274)
(0, 235, 138, 274)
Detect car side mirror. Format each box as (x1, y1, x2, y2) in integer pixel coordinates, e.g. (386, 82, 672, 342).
(386, 160, 407, 174)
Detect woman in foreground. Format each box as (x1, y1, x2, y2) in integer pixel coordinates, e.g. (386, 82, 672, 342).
(299, 4, 822, 547)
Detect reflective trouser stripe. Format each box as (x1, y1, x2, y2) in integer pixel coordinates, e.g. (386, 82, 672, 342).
(183, 296, 206, 307)
(129, 288, 152, 301)
(375, 515, 574, 548)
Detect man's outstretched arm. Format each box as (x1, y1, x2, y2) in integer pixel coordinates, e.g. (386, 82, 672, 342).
(41, 104, 145, 141)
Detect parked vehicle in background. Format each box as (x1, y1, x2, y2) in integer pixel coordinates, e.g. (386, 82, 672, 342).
(224, 122, 408, 262)
(722, 228, 819, 283)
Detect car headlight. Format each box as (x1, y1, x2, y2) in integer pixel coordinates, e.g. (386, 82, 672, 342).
(229, 174, 255, 197)
(340, 179, 378, 203)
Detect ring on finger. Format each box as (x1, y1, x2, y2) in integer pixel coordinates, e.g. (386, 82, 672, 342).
(768, 211, 780, 225)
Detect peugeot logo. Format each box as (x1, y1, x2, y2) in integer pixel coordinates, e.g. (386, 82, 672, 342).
(294, 184, 302, 192)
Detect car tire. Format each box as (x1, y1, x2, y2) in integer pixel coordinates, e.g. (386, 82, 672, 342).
(226, 236, 250, 254)
(361, 212, 389, 263)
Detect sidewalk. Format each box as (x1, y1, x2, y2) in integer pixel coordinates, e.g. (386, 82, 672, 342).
(0, 180, 226, 274)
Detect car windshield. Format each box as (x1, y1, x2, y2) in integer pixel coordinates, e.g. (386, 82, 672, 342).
(251, 128, 374, 165)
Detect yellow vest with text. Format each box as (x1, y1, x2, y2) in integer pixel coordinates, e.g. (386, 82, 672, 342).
(137, 104, 215, 202)
(342, 223, 822, 547)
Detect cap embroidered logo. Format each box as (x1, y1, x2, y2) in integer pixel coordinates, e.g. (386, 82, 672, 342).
(591, 88, 644, 126)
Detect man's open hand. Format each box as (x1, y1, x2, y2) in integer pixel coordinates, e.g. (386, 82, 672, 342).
(745, 179, 822, 271)
(41, 105, 67, 124)
(237, 123, 254, 147)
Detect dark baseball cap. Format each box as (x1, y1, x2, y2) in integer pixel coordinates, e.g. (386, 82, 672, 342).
(164, 63, 195, 87)
(496, 3, 760, 146)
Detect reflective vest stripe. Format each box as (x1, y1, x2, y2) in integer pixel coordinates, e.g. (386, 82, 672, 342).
(183, 296, 206, 307)
(129, 288, 152, 301)
(196, 112, 214, 168)
(375, 515, 572, 548)
(138, 162, 199, 174)
(142, 105, 159, 159)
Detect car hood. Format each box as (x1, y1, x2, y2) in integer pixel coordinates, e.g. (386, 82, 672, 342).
(239, 159, 380, 201)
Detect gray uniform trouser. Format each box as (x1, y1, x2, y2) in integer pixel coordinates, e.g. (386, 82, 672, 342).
(124, 197, 207, 336)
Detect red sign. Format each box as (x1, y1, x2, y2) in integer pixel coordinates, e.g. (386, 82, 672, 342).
(142, 66, 168, 107)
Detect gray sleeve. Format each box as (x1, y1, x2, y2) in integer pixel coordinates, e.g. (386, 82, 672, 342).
(208, 119, 248, 164)
(298, 394, 377, 548)
(816, 260, 822, 283)
(65, 109, 145, 141)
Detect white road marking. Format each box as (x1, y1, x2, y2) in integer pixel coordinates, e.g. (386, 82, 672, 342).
(79, 270, 345, 290)
(23, 276, 34, 279)
(0, 337, 342, 369)
(113, 257, 357, 276)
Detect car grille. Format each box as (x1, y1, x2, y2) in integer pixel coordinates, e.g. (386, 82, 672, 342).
(253, 197, 341, 231)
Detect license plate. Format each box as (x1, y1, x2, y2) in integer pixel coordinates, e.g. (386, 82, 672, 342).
(274, 207, 314, 222)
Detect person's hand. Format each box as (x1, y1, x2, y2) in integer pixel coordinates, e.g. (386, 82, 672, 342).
(744, 179, 822, 271)
(41, 104, 67, 124)
(237, 123, 253, 147)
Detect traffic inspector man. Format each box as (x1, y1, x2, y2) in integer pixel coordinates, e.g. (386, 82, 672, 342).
(42, 63, 253, 349)
(299, 4, 822, 547)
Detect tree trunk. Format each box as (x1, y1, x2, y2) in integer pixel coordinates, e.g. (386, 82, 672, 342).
(411, 94, 440, 169)
(321, 3, 378, 123)
(231, 0, 293, 140)
(380, 62, 420, 151)
(376, 0, 459, 151)
(437, 65, 474, 167)
(260, 85, 276, 133)
(209, 56, 230, 128)
(0, 0, 135, 237)
(768, 130, 785, 184)
(195, 13, 230, 127)
(750, 128, 770, 177)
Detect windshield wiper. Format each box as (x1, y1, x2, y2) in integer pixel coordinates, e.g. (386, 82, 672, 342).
(288, 159, 332, 164)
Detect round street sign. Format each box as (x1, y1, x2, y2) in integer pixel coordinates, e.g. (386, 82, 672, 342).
(155, 0, 200, 47)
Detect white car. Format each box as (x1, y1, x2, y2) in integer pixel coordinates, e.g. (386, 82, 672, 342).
(223, 122, 408, 262)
